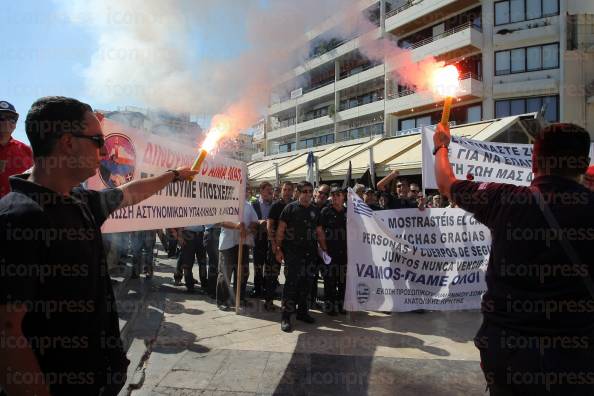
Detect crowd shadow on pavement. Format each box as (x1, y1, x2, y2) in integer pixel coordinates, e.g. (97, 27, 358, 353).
(269, 309, 484, 396)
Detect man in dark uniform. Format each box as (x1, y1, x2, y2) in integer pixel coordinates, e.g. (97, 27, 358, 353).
(251, 181, 274, 298)
(319, 186, 347, 315)
(275, 181, 328, 332)
(0, 97, 197, 396)
(265, 181, 294, 310)
(376, 170, 417, 209)
(434, 122, 594, 395)
(174, 225, 208, 293)
(310, 183, 331, 308)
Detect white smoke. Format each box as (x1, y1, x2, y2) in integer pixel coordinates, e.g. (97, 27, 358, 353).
(56, 0, 356, 124)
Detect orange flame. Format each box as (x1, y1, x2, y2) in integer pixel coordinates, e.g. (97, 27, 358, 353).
(202, 114, 232, 153)
(432, 65, 460, 98)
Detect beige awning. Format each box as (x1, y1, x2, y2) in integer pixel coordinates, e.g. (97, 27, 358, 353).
(247, 114, 532, 184)
(323, 134, 419, 178)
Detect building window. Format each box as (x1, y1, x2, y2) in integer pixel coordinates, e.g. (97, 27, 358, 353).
(510, 0, 525, 23)
(494, 0, 559, 25)
(495, 51, 511, 75)
(495, 1, 510, 25)
(495, 95, 559, 122)
(467, 105, 482, 123)
(495, 43, 559, 75)
(279, 142, 296, 153)
(339, 123, 383, 141)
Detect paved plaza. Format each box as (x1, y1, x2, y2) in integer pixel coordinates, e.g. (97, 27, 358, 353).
(116, 250, 486, 396)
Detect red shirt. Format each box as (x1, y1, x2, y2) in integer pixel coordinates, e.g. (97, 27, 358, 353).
(0, 138, 33, 197)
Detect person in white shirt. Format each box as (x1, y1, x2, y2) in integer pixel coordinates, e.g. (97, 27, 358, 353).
(216, 198, 258, 310)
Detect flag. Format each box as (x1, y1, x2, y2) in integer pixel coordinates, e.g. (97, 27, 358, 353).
(306, 151, 315, 184)
(358, 168, 371, 187)
(342, 160, 352, 189)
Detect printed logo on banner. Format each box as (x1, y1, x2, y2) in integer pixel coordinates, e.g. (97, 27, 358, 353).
(356, 283, 370, 304)
(99, 134, 136, 188)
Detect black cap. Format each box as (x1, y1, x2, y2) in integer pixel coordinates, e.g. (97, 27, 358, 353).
(330, 186, 342, 194)
(0, 101, 17, 115)
(364, 188, 374, 194)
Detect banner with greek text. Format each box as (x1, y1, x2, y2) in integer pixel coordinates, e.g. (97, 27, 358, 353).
(86, 118, 245, 233)
(345, 189, 489, 312)
(422, 126, 594, 190)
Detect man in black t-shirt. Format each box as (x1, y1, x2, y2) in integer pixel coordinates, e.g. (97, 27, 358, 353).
(376, 170, 416, 209)
(275, 181, 328, 332)
(265, 181, 294, 310)
(319, 187, 347, 315)
(434, 122, 594, 395)
(0, 97, 198, 396)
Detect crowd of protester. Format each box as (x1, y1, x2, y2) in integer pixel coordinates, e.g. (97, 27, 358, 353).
(1, 97, 594, 395)
(131, 171, 453, 333)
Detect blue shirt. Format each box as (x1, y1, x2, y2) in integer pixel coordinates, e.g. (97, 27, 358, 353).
(219, 202, 258, 250)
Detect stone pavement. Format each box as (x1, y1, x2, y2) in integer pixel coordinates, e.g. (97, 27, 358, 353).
(119, 250, 486, 396)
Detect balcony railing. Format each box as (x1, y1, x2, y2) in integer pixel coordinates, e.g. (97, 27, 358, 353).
(339, 61, 381, 80)
(299, 111, 329, 123)
(388, 121, 456, 138)
(400, 21, 482, 51)
(387, 89, 415, 100)
(387, 72, 482, 100)
(339, 92, 384, 111)
(303, 78, 335, 94)
(386, 0, 420, 19)
(458, 71, 483, 81)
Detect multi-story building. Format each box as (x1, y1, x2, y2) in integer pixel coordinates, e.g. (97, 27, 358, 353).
(253, 0, 594, 162)
(101, 106, 202, 144)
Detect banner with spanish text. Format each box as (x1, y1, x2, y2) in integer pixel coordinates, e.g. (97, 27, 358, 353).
(86, 118, 245, 233)
(345, 189, 489, 312)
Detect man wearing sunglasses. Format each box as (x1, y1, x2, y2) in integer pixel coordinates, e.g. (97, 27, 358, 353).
(0, 96, 197, 396)
(0, 100, 33, 198)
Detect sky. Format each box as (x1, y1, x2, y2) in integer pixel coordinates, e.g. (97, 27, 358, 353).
(0, 0, 253, 144)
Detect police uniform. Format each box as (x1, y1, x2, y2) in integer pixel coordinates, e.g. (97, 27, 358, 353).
(451, 176, 594, 395)
(279, 201, 320, 319)
(265, 198, 291, 303)
(319, 204, 347, 313)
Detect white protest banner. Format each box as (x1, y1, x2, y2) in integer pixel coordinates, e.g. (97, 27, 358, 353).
(86, 118, 245, 233)
(422, 126, 594, 190)
(422, 126, 534, 190)
(345, 189, 489, 312)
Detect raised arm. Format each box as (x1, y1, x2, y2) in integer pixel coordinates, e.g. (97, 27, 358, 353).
(118, 167, 198, 208)
(377, 169, 399, 192)
(433, 123, 457, 200)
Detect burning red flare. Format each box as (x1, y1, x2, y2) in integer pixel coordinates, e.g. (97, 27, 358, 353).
(432, 65, 460, 98)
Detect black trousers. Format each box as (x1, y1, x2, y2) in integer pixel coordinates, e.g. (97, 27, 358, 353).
(475, 321, 594, 396)
(176, 230, 207, 289)
(204, 228, 220, 296)
(252, 243, 267, 294)
(309, 258, 324, 304)
(264, 245, 281, 303)
(281, 250, 316, 319)
(322, 258, 346, 311)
